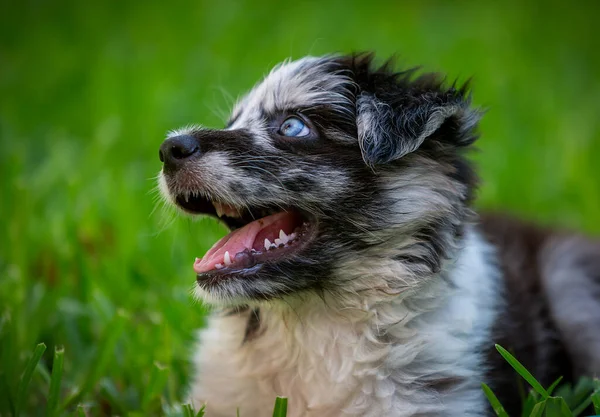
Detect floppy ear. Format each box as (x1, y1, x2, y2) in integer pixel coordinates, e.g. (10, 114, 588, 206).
(356, 88, 479, 166)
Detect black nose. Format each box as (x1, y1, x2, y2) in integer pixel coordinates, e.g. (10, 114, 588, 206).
(159, 135, 200, 170)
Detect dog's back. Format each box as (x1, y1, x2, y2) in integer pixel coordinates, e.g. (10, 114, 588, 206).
(480, 214, 600, 414)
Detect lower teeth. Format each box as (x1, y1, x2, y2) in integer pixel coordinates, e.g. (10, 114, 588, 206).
(212, 223, 308, 271)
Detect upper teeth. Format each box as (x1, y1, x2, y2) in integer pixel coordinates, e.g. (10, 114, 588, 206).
(214, 202, 240, 218)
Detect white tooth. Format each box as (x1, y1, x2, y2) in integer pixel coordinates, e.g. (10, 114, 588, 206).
(215, 263, 223, 269)
(195, 257, 200, 263)
(289, 233, 297, 241)
(279, 229, 289, 244)
(274, 238, 282, 246)
(270, 243, 277, 249)
(264, 238, 272, 251)
(214, 204, 224, 218)
(224, 251, 232, 266)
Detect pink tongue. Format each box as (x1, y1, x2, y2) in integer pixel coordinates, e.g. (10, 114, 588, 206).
(193, 211, 299, 274)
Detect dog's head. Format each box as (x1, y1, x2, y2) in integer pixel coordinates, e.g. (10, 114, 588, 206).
(158, 54, 480, 305)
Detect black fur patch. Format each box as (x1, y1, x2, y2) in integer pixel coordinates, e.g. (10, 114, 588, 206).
(336, 53, 479, 165)
(480, 214, 574, 415)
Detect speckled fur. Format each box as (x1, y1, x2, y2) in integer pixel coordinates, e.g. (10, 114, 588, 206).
(159, 54, 600, 416)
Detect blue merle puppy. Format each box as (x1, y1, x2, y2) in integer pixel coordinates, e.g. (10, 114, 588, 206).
(158, 53, 600, 417)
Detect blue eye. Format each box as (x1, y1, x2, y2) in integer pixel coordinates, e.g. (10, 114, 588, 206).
(278, 117, 310, 137)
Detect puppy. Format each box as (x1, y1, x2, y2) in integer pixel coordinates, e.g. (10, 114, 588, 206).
(158, 53, 600, 416)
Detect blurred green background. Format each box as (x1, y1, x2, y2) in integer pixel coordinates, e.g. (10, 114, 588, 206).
(1, 0, 599, 415)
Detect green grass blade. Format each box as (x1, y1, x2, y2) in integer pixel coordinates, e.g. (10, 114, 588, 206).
(544, 397, 573, 417)
(272, 396, 288, 417)
(592, 393, 600, 414)
(16, 342, 47, 417)
(591, 381, 600, 414)
(522, 391, 541, 417)
(75, 405, 86, 416)
(572, 394, 593, 417)
(529, 400, 546, 417)
(181, 404, 195, 417)
(195, 404, 206, 417)
(62, 309, 128, 409)
(569, 377, 596, 408)
(571, 378, 599, 417)
(46, 346, 65, 417)
(141, 362, 169, 412)
(495, 344, 548, 399)
(481, 383, 509, 417)
(546, 376, 563, 396)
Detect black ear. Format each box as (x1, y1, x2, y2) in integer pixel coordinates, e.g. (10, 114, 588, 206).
(348, 56, 481, 166)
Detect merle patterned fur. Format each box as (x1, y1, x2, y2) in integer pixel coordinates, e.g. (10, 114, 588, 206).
(158, 53, 600, 417)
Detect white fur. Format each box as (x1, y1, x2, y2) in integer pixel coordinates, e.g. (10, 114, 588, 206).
(230, 57, 353, 128)
(189, 227, 500, 416)
(225, 57, 355, 152)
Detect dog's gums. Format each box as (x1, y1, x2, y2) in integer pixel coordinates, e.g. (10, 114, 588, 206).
(174, 194, 313, 275)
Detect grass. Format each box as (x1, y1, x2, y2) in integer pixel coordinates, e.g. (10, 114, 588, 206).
(482, 345, 600, 417)
(12, 342, 600, 416)
(0, 0, 599, 416)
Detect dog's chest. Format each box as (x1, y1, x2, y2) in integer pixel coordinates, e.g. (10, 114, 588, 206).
(193, 306, 401, 416)
(190, 230, 498, 416)
(192, 302, 490, 416)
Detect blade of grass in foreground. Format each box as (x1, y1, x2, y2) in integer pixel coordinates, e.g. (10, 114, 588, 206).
(195, 404, 206, 417)
(521, 391, 541, 417)
(495, 344, 549, 399)
(528, 400, 546, 417)
(570, 378, 600, 417)
(481, 383, 509, 417)
(545, 397, 573, 417)
(589, 381, 600, 414)
(572, 394, 595, 417)
(16, 342, 47, 417)
(272, 397, 288, 417)
(46, 346, 64, 417)
(180, 403, 206, 417)
(546, 376, 563, 396)
(181, 404, 195, 417)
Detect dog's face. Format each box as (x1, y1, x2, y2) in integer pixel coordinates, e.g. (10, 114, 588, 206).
(158, 54, 480, 305)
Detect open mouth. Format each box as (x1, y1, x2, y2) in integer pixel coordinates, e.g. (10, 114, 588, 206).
(175, 194, 314, 277)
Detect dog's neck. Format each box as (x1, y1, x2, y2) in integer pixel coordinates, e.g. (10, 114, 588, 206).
(194, 226, 500, 416)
